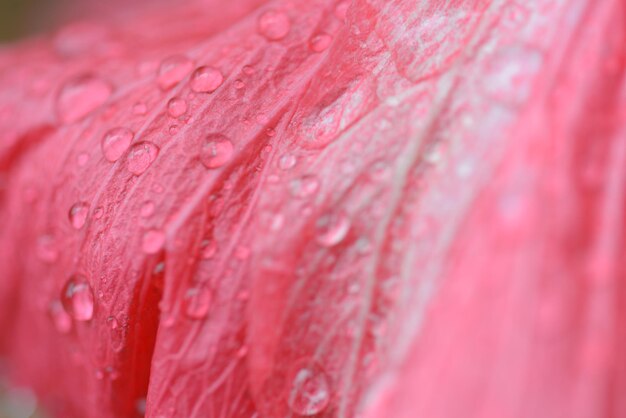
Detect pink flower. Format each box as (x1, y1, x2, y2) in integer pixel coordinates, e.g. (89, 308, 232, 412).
(0, 0, 624, 417)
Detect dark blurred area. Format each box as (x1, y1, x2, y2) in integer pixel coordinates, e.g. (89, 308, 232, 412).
(0, 0, 59, 41)
(0, 0, 174, 42)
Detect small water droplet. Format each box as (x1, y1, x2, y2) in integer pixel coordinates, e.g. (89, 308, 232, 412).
(316, 211, 350, 247)
(140, 201, 155, 217)
(200, 239, 217, 259)
(107, 316, 119, 329)
(142, 229, 165, 254)
(61, 274, 95, 321)
(167, 97, 188, 117)
(278, 154, 297, 170)
(135, 398, 147, 415)
(201, 134, 234, 168)
(56, 74, 112, 123)
(94, 206, 104, 219)
(288, 363, 331, 416)
(133, 102, 148, 115)
(183, 287, 212, 319)
(190, 66, 223, 93)
(37, 234, 59, 262)
(154, 261, 165, 274)
(257, 10, 291, 41)
(49, 300, 72, 333)
(157, 55, 193, 90)
(335, 1, 350, 21)
(242, 65, 255, 75)
(235, 246, 250, 260)
(77, 152, 90, 166)
(127, 142, 159, 175)
(237, 346, 248, 358)
(54, 22, 109, 56)
(69, 201, 90, 229)
(102, 127, 134, 162)
(266, 127, 276, 137)
(107, 366, 120, 380)
(234, 79, 245, 89)
(289, 175, 320, 198)
(309, 33, 333, 52)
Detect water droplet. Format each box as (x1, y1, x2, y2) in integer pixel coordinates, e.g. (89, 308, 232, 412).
(49, 300, 72, 333)
(200, 134, 234, 168)
(309, 33, 333, 52)
(335, 1, 350, 21)
(316, 211, 350, 247)
(133, 102, 148, 115)
(242, 65, 255, 75)
(61, 275, 95, 321)
(200, 239, 217, 259)
(265, 127, 276, 137)
(56, 74, 112, 123)
(154, 262, 165, 274)
(69, 202, 89, 229)
(289, 175, 320, 198)
(278, 154, 296, 170)
(237, 345, 248, 358)
(54, 22, 109, 56)
(94, 206, 104, 219)
(168, 124, 180, 135)
(235, 246, 250, 260)
(135, 398, 147, 415)
(140, 201, 155, 218)
(167, 97, 188, 117)
(157, 55, 193, 90)
(190, 66, 223, 93)
(257, 10, 291, 41)
(107, 316, 119, 329)
(288, 363, 331, 416)
(37, 235, 59, 262)
(142, 229, 165, 254)
(127, 142, 159, 175)
(107, 366, 120, 381)
(234, 79, 245, 89)
(77, 152, 90, 166)
(102, 127, 134, 162)
(183, 287, 212, 319)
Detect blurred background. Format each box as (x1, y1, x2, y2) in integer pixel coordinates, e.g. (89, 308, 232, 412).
(0, 0, 170, 42)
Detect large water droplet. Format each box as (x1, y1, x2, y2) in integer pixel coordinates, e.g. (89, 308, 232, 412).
(200, 134, 234, 168)
(69, 201, 89, 229)
(167, 97, 188, 117)
(157, 55, 193, 90)
(183, 287, 212, 319)
(61, 275, 95, 321)
(142, 229, 165, 254)
(257, 10, 291, 41)
(309, 33, 333, 52)
(289, 175, 320, 198)
(56, 74, 112, 123)
(102, 127, 134, 162)
(316, 211, 350, 247)
(190, 66, 224, 93)
(127, 142, 159, 175)
(288, 363, 331, 416)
